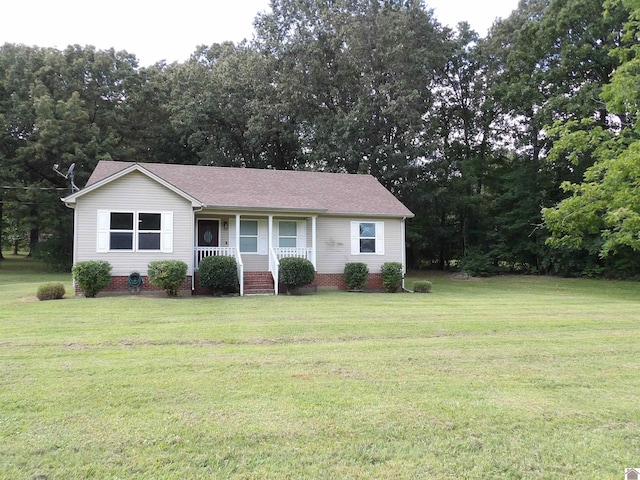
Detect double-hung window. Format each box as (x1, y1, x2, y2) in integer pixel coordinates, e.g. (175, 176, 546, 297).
(350, 221, 384, 255)
(278, 221, 297, 248)
(137, 213, 162, 250)
(97, 211, 172, 252)
(109, 212, 134, 250)
(359, 222, 376, 253)
(239, 220, 258, 253)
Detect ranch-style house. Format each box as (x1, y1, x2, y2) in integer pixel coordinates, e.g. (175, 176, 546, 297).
(62, 161, 414, 295)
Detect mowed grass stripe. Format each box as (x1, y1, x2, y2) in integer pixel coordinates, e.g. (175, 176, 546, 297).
(0, 255, 639, 478)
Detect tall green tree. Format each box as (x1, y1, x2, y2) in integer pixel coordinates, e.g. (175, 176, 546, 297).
(408, 22, 499, 268)
(254, 0, 448, 184)
(0, 44, 145, 264)
(167, 41, 298, 168)
(543, 0, 640, 277)
(478, 0, 629, 273)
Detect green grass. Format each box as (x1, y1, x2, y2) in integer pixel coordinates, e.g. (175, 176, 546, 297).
(1, 255, 639, 479)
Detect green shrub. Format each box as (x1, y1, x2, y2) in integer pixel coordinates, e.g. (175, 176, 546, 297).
(344, 262, 369, 290)
(381, 262, 403, 293)
(413, 280, 432, 293)
(279, 257, 315, 293)
(36, 282, 65, 301)
(72, 260, 112, 297)
(148, 260, 188, 296)
(198, 255, 239, 294)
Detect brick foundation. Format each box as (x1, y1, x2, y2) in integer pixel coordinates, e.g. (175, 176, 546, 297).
(75, 275, 192, 296)
(86, 271, 385, 296)
(314, 272, 383, 291)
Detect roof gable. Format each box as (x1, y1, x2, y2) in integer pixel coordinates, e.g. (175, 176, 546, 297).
(68, 161, 414, 217)
(61, 163, 202, 207)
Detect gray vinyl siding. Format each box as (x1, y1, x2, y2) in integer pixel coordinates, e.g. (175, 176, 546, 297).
(240, 254, 269, 271)
(74, 171, 194, 276)
(315, 216, 403, 274)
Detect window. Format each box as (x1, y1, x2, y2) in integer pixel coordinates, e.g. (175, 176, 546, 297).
(109, 212, 134, 250)
(239, 220, 258, 253)
(138, 213, 161, 250)
(350, 221, 384, 255)
(278, 221, 297, 248)
(97, 211, 172, 253)
(359, 222, 376, 253)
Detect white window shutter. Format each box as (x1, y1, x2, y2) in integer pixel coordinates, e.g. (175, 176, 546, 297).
(161, 212, 173, 253)
(96, 210, 109, 252)
(228, 218, 236, 247)
(258, 219, 268, 255)
(375, 222, 385, 255)
(297, 220, 306, 248)
(350, 221, 360, 255)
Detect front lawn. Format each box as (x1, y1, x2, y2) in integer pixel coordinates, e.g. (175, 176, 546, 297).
(1, 255, 639, 478)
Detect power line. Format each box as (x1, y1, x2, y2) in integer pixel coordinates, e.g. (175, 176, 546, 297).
(1, 185, 70, 191)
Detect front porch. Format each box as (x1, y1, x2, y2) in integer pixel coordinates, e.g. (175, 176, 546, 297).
(193, 214, 317, 295)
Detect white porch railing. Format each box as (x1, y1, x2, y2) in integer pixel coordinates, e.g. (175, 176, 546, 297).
(269, 247, 315, 296)
(236, 250, 244, 297)
(274, 247, 313, 262)
(269, 247, 280, 296)
(195, 246, 312, 296)
(195, 246, 236, 268)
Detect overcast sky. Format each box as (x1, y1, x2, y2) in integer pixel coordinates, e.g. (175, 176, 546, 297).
(3, 0, 519, 66)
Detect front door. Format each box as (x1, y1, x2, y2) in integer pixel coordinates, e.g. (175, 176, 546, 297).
(198, 220, 219, 247)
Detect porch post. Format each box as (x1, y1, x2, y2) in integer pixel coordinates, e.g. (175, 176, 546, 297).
(311, 215, 317, 270)
(235, 214, 241, 252)
(269, 215, 278, 295)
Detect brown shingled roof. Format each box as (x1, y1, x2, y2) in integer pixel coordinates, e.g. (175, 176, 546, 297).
(84, 161, 414, 217)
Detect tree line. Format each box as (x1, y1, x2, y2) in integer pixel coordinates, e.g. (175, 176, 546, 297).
(1, 0, 638, 277)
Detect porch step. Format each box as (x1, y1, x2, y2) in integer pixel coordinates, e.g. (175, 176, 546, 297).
(244, 272, 275, 295)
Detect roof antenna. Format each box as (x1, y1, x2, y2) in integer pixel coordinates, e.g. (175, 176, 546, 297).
(53, 163, 79, 192)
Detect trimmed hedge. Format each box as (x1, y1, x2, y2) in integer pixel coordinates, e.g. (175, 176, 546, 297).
(413, 280, 432, 293)
(279, 257, 315, 293)
(381, 262, 403, 293)
(344, 262, 369, 290)
(148, 260, 188, 296)
(36, 282, 65, 301)
(72, 260, 112, 297)
(198, 255, 239, 295)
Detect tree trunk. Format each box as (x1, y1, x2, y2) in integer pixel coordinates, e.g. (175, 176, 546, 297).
(28, 205, 38, 257)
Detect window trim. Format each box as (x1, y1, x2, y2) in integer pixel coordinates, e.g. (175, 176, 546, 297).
(137, 212, 162, 251)
(109, 211, 134, 251)
(350, 221, 385, 256)
(97, 210, 173, 253)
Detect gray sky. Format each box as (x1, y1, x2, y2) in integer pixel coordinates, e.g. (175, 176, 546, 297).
(2, 0, 519, 66)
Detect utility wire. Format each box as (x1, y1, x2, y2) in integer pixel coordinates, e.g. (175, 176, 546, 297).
(1, 185, 70, 191)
